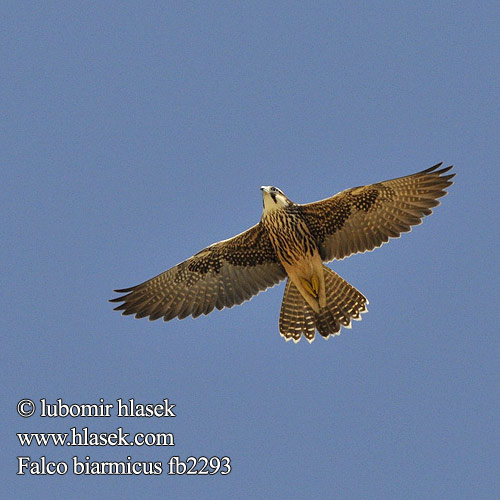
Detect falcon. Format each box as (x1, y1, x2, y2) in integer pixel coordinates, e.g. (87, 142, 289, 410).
(111, 163, 454, 343)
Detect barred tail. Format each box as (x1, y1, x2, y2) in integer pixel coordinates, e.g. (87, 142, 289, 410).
(279, 266, 368, 343)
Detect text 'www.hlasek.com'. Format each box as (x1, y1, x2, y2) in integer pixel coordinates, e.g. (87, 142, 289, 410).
(15, 398, 231, 476)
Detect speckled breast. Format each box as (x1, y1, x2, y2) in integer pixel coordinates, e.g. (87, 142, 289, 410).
(262, 207, 319, 267)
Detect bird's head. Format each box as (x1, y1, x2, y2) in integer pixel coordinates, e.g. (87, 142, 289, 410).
(260, 186, 293, 212)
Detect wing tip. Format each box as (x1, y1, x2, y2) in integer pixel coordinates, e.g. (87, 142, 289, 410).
(113, 286, 136, 294)
(425, 161, 444, 173)
(420, 162, 454, 176)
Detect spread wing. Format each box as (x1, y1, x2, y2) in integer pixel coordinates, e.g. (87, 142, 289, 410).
(110, 223, 286, 321)
(300, 163, 455, 262)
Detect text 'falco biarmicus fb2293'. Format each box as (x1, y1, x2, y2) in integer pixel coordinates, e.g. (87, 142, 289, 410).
(111, 163, 454, 343)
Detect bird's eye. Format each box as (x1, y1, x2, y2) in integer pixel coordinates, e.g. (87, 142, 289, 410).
(271, 187, 277, 192)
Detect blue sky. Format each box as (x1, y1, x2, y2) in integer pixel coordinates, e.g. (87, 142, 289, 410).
(3, 1, 499, 498)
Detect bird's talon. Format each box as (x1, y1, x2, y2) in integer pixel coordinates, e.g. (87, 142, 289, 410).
(311, 273, 320, 295)
(301, 277, 319, 299)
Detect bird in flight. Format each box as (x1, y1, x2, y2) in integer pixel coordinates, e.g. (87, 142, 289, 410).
(111, 163, 454, 343)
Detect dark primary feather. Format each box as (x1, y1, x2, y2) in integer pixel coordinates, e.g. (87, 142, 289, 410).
(300, 163, 454, 262)
(110, 223, 286, 321)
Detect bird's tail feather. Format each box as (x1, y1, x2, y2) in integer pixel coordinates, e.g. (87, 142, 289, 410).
(279, 266, 368, 343)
